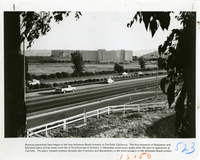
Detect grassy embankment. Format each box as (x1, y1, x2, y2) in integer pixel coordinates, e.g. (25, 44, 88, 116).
(46, 95, 175, 138)
(28, 62, 157, 75)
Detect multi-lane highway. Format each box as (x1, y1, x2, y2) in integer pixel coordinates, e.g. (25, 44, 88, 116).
(26, 75, 166, 129)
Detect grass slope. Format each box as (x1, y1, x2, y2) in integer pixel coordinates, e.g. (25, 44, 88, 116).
(46, 96, 176, 138)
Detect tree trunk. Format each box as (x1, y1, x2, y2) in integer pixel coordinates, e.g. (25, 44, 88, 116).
(4, 12, 26, 137)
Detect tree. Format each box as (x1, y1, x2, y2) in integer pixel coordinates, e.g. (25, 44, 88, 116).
(128, 12, 196, 138)
(21, 11, 82, 48)
(138, 56, 146, 70)
(4, 11, 82, 137)
(71, 51, 85, 75)
(157, 57, 167, 69)
(114, 63, 124, 73)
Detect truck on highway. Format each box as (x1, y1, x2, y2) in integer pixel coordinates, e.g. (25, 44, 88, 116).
(55, 85, 76, 93)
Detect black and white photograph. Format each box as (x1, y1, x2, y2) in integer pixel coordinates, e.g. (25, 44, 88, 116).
(1, 1, 200, 160)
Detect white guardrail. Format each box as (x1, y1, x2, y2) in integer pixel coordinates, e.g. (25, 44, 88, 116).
(27, 102, 168, 138)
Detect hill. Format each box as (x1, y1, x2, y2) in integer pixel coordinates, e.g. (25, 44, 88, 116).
(25, 50, 51, 56)
(141, 51, 159, 60)
(132, 49, 156, 57)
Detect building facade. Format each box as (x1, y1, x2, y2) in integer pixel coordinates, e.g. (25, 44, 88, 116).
(26, 49, 133, 63)
(51, 49, 133, 62)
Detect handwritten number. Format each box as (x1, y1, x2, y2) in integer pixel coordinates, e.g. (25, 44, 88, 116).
(120, 153, 151, 159)
(147, 154, 151, 159)
(126, 154, 130, 160)
(175, 142, 183, 151)
(175, 142, 195, 154)
(185, 142, 195, 154)
(120, 154, 130, 160)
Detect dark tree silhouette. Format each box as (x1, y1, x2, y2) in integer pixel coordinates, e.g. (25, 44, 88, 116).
(128, 12, 196, 138)
(71, 51, 85, 75)
(138, 56, 146, 70)
(114, 63, 124, 73)
(157, 57, 167, 69)
(4, 12, 26, 137)
(4, 11, 82, 137)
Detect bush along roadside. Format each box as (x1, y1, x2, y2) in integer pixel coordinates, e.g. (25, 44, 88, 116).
(26, 70, 167, 92)
(28, 67, 161, 81)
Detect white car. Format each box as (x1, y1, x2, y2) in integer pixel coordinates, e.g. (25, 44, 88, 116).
(55, 85, 76, 93)
(27, 79, 40, 85)
(106, 78, 114, 84)
(119, 72, 128, 76)
(137, 72, 145, 76)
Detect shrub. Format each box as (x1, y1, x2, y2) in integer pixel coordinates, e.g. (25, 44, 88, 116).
(96, 78, 101, 82)
(33, 83, 40, 89)
(40, 74, 49, 79)
(56, 72, 63, 78)
(27, 84, 33, 90)
(32, 74, 40, 80)
(50, 74, 57, 79)
(64, 82, 69, 85)
(61, 72, 71, 78)
(59, 83, 65, 86)
(46, 83, 53, 88)
(114, 63, 124, 73)
(26, 73, 32, 80)
(71, 72, 80, 77)
(88, 79, 93, 83)
(124, 69, 130, 73)
(90, 72, 95, 75)
(40, 83, 47, 88)
(53, 83, 60, 87)
(78, 80, 83, 83)
(25, 86, 29, 92)
(68, 81, 74, 85)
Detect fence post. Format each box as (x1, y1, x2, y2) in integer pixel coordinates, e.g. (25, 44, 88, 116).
(63, 120, 66, 131)
(45, 125, 48, 137)
(137, 104, 140, 112)
(123, 106, 126, 114)
(97, 110, 100, 119)
(27, 130, 29, 138)
(84, 108, 87, 124)
(108, 107, 110, 115)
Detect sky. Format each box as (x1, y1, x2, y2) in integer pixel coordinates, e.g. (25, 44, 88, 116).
(28, 12, 182, 53)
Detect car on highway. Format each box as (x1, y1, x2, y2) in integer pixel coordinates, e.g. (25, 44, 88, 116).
(137, 71, 145, 76)
(27, 79, 40, 85)
(105, 77, 114, 84)
(55, 85, 76, 93)
(119, 72, 128, 76)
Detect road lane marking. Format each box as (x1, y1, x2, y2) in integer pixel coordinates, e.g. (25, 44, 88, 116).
(27, 90, 163, 120)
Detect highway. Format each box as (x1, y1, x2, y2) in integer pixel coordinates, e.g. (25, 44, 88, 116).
(26, 75, 166, 129)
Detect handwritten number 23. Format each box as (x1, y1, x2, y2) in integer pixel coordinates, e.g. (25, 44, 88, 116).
(175, 142, 195, 154)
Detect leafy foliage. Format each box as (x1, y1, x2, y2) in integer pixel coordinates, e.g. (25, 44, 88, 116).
(20, 11, 82, 48)
(127, 12, 171, 37)
(71, 51, 85, 74)
(129, 12, 196, 137)
(158, 57, 167, 69)
(114, 63, 124, 73)
(160, 77, 167, 94)
(138, 56, 146, 70)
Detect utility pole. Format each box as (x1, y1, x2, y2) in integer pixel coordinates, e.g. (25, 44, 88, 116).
(156, 55, 158, 101)
(151, 54, 158, 101)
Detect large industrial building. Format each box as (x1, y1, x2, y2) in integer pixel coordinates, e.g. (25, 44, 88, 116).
(51, 49, 133, 62)
(27, 49, 133, 63)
